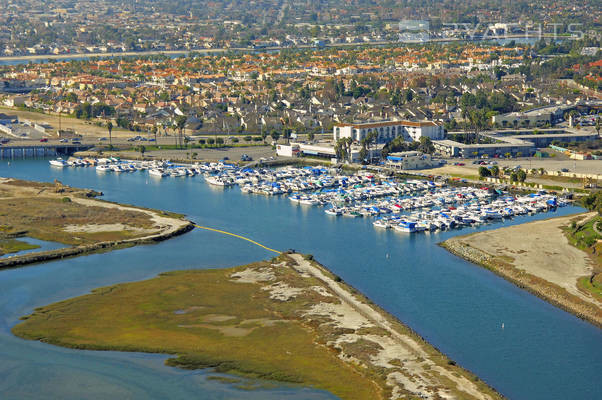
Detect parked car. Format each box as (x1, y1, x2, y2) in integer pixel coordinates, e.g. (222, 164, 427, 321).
(39, 138, 48, 142)
(561, 168, 569, 172)
(59, 138, 68, 143)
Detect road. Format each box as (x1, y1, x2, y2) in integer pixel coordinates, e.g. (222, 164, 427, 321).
(0, 34, 563, 64)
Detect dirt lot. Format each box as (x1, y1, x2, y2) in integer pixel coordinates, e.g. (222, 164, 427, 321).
(0, 106, 130, 137)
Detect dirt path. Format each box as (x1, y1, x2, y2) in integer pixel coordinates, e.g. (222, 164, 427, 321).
(71, 196, 191, 241)
(289, 254, 495, 400)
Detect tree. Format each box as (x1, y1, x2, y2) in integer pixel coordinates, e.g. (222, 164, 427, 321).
(138, 145, 146, 156)
(307, 131, 315, 142)
(517, 169, 527, 182)
(152, 126, 158, 142)
(490, 165, 500, 178)
(283, 128, 291, 144)
(270, 130, 280, 143)
(596, 117, 601, 136)
(478, 166, 492, 178)
(175, 115, 187, 149)
(107, 121, 113, 147)
(418, 136, 434, 154)
(261, 130, 268, 143)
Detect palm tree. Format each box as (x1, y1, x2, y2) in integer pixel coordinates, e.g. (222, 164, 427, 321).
(175, 115, 187, 149)
(107, 121, 113, 148)
(152, 126, 158, 143)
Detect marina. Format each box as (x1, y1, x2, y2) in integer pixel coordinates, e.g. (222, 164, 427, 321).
(0, 158, 600, 399)
(50, 156, 569, 235)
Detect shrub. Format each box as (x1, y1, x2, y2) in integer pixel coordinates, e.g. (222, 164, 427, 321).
(61, 197, 71, 203)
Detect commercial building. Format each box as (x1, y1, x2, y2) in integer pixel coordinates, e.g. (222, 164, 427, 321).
(276, 142, 380, 163)
(491, 105, 570, 128)
(333, 120, 444, 143)
(433, 129, 598, 158)
(385, 151, 442, 170)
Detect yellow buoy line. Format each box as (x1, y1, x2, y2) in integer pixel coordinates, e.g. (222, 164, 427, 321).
(192, 224, 281, 254)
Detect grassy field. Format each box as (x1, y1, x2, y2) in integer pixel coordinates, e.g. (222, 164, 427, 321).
(0, 239, 40, 256)
(13, 257, 381, 400)
(564, 215, 602, 301)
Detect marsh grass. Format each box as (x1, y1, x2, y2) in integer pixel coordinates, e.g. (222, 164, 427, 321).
(12, 259, 380, 400)
(0, 239, 40, 256)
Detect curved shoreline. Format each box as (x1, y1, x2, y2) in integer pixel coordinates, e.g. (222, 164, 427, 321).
(0, 178, 194, 269)
(13, 252, 504, 400)
(440, 219, 602, 328)
(0, 221, 194, 270)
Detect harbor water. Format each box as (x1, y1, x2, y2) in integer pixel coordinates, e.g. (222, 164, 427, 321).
(0, 159, 600, 400)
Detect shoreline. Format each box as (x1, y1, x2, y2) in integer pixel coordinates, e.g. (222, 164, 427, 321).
(440, 213, 602, 328)
(13, 252, 503, 400)
(0, 177, 194, 269)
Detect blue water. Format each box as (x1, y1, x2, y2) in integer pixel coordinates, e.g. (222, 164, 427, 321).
(0, 237, 65, 259)
(0, 159, 600, 400)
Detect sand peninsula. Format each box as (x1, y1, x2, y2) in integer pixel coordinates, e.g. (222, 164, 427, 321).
(13, 253, 502, 400)
(0, 177, 193, 268)
(442, 213, 602, 327)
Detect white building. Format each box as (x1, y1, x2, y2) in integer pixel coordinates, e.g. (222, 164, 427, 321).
(385, 151, 442, 170)
(333, 120, 444, 143)
(276, 142, 379, 163)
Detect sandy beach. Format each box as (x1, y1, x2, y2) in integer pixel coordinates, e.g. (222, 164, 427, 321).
(442, 213, 602, 327)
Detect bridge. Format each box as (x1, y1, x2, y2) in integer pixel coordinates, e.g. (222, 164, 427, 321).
(0, 143, 93, 160)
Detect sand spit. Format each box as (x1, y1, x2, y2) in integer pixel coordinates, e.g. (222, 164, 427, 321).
(280, 254, 497, 400)
(442, 213, 601, 327)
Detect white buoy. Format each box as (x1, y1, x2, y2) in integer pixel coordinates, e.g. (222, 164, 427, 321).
(502, 323, 505, 329)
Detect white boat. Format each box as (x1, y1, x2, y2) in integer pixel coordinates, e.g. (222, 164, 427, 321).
(96, 165, 110, 172)
(325, 207, 342, 216)
(49, 158, 68, 167)
(394, 220, 417, 233)
(149, 168, 167, 177)
(205, 175, 234, 187)
(299, 197, 318, 206)
(373, 219, 391, 229)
